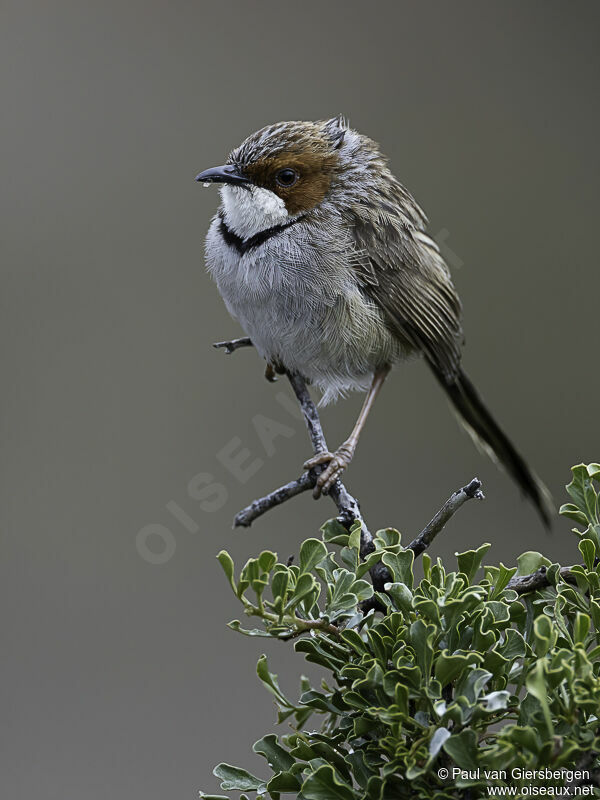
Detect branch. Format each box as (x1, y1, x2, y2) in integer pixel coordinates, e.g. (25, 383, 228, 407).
(213, 336, 253, 354)
(285, 372, 328, 455)
(234, 373, 376, 568)
(407, 478, 484, 557)
(233, 370, 487, 590)
(234, 472, 315, 527)
(277, 618, 341, 641)
(285, 373, 372, 544)
(506, 565, 578, 594)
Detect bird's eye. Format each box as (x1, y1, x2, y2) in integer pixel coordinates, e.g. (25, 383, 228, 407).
(275, 168, 299, 187)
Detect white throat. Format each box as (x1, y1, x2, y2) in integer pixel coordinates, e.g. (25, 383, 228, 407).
(220, 185, 289, 240)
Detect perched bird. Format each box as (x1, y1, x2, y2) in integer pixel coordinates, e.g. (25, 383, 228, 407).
(196, 116, 553, 526)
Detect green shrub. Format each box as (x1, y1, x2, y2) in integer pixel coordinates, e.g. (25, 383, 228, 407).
(201, 464, 600, 799)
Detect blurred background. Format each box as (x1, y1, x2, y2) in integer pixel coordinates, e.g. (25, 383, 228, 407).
(1, 1, 599, 797)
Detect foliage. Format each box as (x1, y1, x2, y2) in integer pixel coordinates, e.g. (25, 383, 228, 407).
(200, 464, 600, 799)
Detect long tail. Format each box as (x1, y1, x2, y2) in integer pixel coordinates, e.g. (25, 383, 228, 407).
(430, 365, 554, 528)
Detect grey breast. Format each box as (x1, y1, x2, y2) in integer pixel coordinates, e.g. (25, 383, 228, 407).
(205, 211, 399, 397)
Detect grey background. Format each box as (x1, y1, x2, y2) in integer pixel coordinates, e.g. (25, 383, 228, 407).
(2, 1, 599, 797)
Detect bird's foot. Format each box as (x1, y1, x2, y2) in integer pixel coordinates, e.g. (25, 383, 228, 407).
(303, 443, 355, 499)
(264, 363, 278, 382)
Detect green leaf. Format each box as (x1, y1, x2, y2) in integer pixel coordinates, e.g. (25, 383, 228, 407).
(443, 729, 479, 770)
(489, 562, 517, 599)
(253, 734, 294, 773)
(217, 550, 236, 594)
(256, 654, 293, 709)
(213, 763, 266, 792)
(429, 727, 451, 757)
(516, 551, 551, 576)
(384, 581, 413, 615)
(588, 463, 600, 480)
(250, 578, 268, 598)
(227, 620, 272, 637)
(375, 527, 402, 548)
(579, 539, 596, 571)
(573, 612, 590, 645)
(355, 550, 384, 579)
(299, 538, 328, 574)
(481, 690, 510, 711)
(345, 751, 374, 790)
(456, 543, 491, 583)
(340, 545, 358, 572)
(302, 764, 359, 800)
(382, 549, 414, 588)
(295, 638, 346, 671)
(267, 771, 301, 793)
(286, 572, 317, 610)
(326, 570, 368, 616)
(409, 619, 436, 681)
(422, 552, 432, 580)
(525, 661, 553, 735)
(321, 519, 349, 545)
(271, 568, 290, 602)
(347, 519, 362, 552)
(497, 628, 526, 661)
(532, 615, 555, 657)
(435, 650, 481, 687)
(340, 628, 368, 655)
(566, 464, 598, 524)
(560, 503, 590, 527)
(589, 599, 600, 632)
(258, 550, 277, 574)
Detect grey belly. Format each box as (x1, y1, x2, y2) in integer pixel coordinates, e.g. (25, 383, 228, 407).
(206, 223, 401, 401)
(218, 280, 400, 402)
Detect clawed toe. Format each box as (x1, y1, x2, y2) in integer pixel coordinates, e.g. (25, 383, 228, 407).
(303, 451, 333, 470)
(303, 446, 354, 498)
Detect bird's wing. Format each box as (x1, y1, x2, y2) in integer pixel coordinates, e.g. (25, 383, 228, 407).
(346, 191, 464, 382)
(345, 182, 554, 529)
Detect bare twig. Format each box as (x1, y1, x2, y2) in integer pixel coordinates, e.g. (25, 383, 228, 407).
(235, 376, 376, 572)
(506, 565, 578, 594)
(285, 372, 328, 456)
(407, 478, 484, 557)
(280, 373, 374, 554)
(233, 373, 370, 538)
(277, 618, 341, 641)
(232, 370, 386, 583)
(213, 337, 253, 354)
(234, 472, 315, 527)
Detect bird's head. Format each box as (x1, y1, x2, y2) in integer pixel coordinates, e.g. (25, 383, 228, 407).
(196, 116, 367, 240)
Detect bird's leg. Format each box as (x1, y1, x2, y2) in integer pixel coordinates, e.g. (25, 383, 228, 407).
(304, 366, 390, 498)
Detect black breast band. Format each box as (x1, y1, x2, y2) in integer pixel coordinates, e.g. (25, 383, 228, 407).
(217, 213, 301, 255)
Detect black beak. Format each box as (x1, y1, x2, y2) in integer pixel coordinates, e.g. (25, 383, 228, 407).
(195, 164, 250, 187)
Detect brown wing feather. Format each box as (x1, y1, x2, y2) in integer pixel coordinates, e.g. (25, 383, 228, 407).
(347, 193, 464, 381)
(345, 187, 553, 528)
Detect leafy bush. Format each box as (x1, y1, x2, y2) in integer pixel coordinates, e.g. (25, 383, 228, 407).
(200, 464, 600, 799)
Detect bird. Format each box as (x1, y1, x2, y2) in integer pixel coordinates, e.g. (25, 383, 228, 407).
(196, 116, 553, 527)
